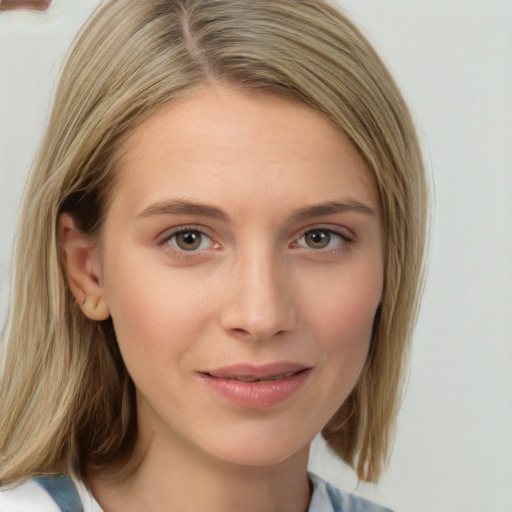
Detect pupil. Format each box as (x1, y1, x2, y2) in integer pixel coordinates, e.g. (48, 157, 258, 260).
(307, 230, 329, 248)
(177, 232, 200, 250)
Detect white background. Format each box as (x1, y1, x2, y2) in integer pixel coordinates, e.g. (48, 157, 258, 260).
(1, 2, 511, 511)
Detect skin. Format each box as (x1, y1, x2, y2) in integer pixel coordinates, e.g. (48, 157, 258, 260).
(60, 86, 383, 512)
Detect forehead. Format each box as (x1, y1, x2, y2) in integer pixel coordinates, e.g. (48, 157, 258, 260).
(112, 86, 379, 219)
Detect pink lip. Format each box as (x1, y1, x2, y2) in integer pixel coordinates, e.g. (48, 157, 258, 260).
(198, 362, 312, 408)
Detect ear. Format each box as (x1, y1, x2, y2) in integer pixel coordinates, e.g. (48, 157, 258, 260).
(58, 213, 110, 321)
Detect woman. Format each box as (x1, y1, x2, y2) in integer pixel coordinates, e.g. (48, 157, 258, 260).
(0, 1, 427, 511)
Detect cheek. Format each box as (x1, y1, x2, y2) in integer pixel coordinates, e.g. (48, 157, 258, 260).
(101, 255, 215, 373)
(310, 263, 382, 351)
(298, 265, 381, 429)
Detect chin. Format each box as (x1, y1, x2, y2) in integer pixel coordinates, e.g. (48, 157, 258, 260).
(199, 429, 311, 469)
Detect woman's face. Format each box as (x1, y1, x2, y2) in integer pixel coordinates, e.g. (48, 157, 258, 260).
(96, 87, 383, 467)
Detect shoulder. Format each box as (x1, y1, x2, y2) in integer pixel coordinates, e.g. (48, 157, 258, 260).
(308, 472, 394, 512)
(0, 476, 101, 512)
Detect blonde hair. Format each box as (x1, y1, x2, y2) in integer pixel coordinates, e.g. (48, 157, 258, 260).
(0, 0, 427, 484)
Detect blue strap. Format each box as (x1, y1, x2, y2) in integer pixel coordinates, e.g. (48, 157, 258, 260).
(35, 476, 84, 512)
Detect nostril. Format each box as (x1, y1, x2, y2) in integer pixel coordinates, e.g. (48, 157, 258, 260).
(231, 327, 251, 337)
(219, 270, 296, 340)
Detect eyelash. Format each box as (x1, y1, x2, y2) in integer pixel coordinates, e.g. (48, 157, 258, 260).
(157, 225, 354, 258)
(158, 226, 217, 259)
(293, 227, 354, 254)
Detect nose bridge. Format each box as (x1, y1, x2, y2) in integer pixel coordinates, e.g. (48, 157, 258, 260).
(220, 241, 295, 340)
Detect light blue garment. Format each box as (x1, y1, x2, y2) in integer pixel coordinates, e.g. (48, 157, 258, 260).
(0, 472, 393, 511)
(308, 473, 393, 512)
(34, 476, 83, 512)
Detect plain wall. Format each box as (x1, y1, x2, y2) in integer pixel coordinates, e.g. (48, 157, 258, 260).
(1, 1, 511, 511)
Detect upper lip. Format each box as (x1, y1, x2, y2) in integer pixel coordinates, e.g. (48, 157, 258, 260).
(201, 362, 311, 380)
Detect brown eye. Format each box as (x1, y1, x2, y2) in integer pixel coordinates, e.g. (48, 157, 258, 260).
(170, 230, 208, 251)
(303, 229, 332, 249)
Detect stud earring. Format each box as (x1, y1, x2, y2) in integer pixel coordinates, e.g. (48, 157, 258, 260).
(82, 296, 110, 321)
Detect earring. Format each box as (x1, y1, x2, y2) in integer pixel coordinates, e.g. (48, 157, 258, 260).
(82, 296, 110, 321)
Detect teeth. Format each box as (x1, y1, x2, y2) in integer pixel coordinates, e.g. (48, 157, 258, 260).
(230, 371, 296, 383)
(233, 376, 258, 382)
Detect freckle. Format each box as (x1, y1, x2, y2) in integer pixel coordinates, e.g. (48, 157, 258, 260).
(0, 0, 51, 11)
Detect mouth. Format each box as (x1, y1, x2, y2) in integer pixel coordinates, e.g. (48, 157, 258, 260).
(198, 363, 312, 408)
(212, 371, 304, 383)
(214, 370, 304, 382)
(201, 362, 311, 382)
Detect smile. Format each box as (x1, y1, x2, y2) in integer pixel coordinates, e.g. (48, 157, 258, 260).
(198, 363, 312, 408)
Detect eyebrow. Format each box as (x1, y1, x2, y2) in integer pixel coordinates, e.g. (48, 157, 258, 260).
(289, 200, 375, 223)
(137, 199, 229, 221)
(136, 198, 375, 222)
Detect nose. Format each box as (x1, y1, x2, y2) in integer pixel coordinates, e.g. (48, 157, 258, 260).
(219, 248, 296, 341)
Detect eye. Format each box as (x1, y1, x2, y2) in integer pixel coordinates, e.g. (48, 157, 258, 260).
(165, 229, 213, 252)
(296, 228, 348, 250)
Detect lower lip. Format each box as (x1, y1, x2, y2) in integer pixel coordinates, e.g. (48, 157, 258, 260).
(199, 369, 312, 408)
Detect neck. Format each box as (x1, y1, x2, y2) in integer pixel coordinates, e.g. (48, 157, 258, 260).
(88, 423, 312, 512)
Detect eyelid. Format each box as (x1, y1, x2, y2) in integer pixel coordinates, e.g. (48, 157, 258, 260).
(157, 224, 220, 255)
(294, 224, 354, 242)
(157, 224, 209, 242)
(155, 223, 354, 258)
(290, 225, 355, 253)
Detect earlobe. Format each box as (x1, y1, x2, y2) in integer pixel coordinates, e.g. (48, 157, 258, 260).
(83, 295, 110, 321)
(58, 213, 110, 321)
